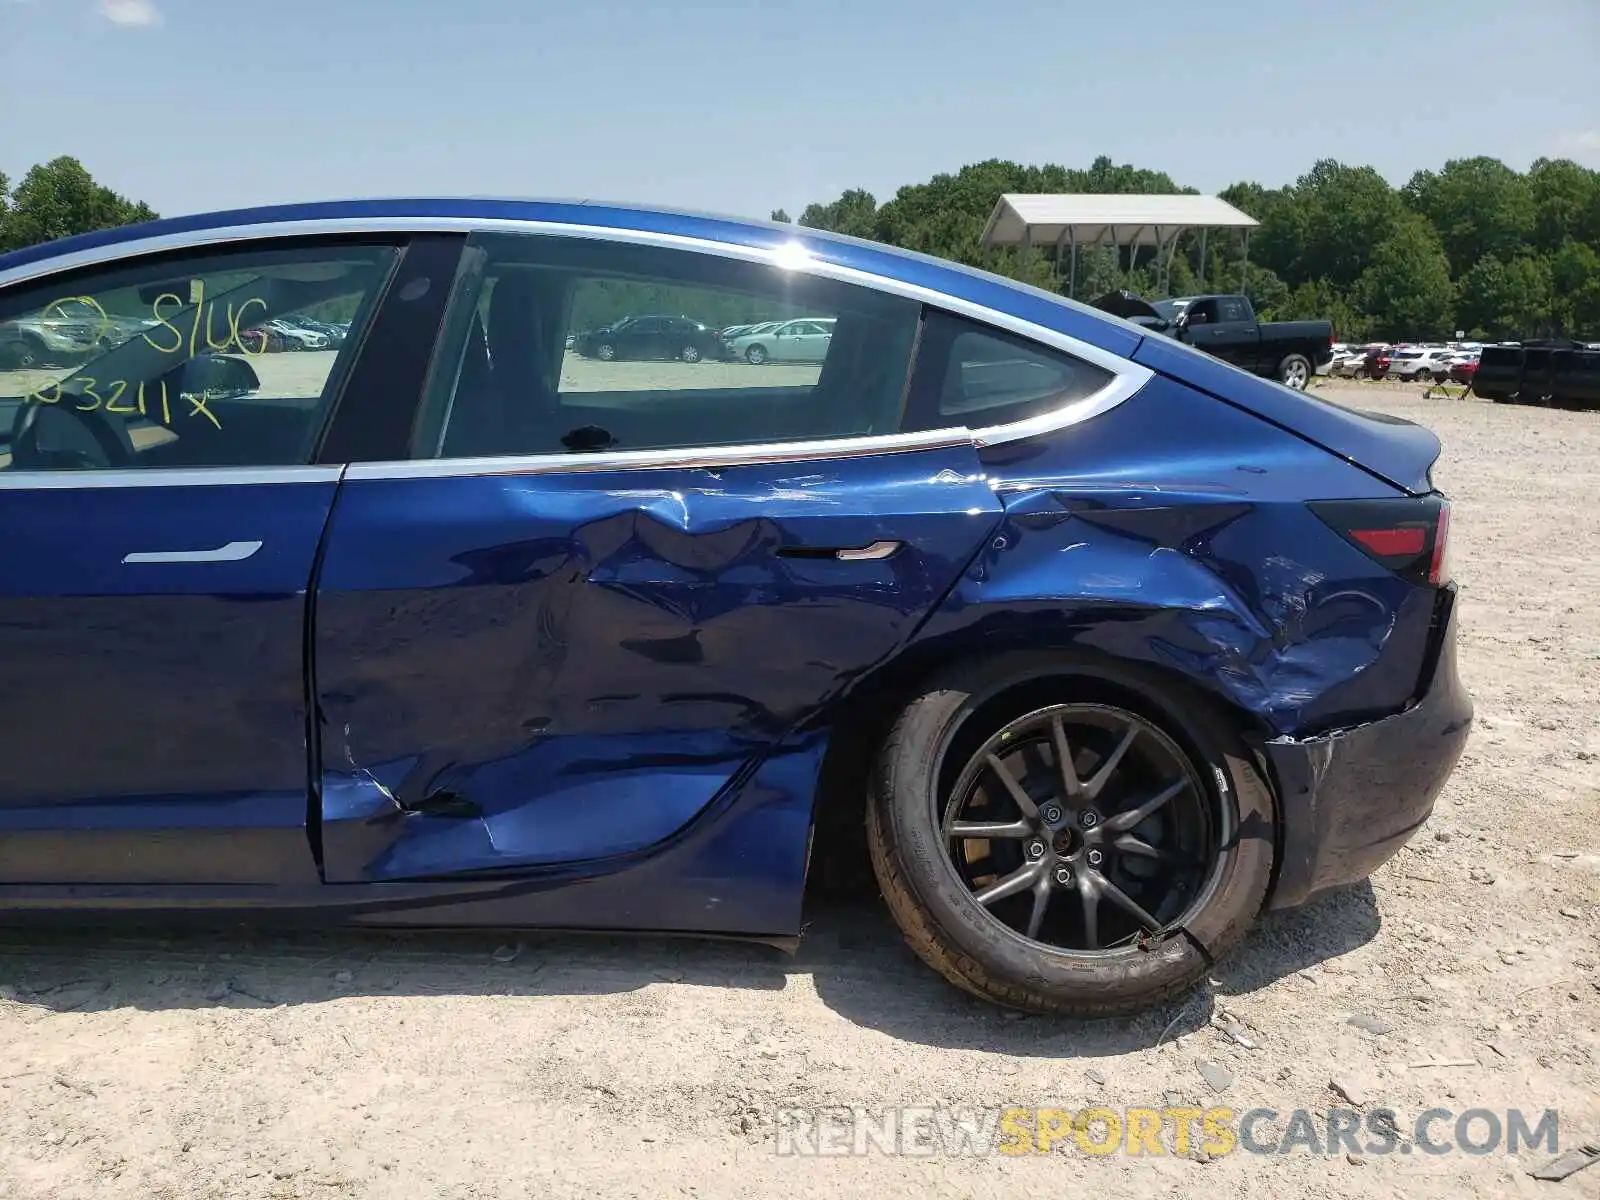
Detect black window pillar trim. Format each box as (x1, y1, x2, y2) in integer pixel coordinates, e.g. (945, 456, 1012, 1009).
(314, 233, 467, 465)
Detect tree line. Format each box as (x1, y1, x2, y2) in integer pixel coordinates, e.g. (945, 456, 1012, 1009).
(6, 153, 1598, 343)
(773, 155, 1600, 343)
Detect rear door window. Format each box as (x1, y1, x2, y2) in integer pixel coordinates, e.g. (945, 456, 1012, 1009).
(415, 233, 921, 458)
(900, 311, 1116, 432)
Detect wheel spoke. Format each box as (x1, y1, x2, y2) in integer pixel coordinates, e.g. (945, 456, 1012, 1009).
(1082, 725, 1138, 800)
(948, 819, 1034, 839)
(1049, 716, 1083, 797)
(1024, 875, 1053, 939)
(1101, 779, 1186, 834)
(1097, 874, 1163, 931)
(974, 862, 1042, 907)
(984, 754, 1041, 820)
(1077, 872, 1100, 950)
(1113, 833, 1194, 865)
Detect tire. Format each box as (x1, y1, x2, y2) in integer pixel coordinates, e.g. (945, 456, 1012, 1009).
(865, 657, 1274, 1016)
(745, 344, 768, 365)
(1414, 369, 1431, 383)
(595, 343, 617, 362)
(680, 343, 702, 363)
(1354, 367, 1369, 380)
(1276, 353, 1312, 390)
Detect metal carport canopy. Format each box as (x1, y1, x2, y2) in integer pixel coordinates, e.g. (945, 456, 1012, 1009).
(980, 193, 1259, 249)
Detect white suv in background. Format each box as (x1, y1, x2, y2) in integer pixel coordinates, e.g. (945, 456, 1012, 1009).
(1386, 347, 1454, 381)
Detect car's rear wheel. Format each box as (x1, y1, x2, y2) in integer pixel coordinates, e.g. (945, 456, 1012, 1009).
(745, 344, 768, 365)
(866, 661, 1274, 1016)
(1276, 353, 1312, 390)
(595, 343, 617, 362)
(1414, 368, 1432, 383)
(1354, 366, 1369, 380)
(680, 343, 702, 363)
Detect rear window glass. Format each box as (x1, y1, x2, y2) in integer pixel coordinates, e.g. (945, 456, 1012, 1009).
(901, 311, 1115, 432)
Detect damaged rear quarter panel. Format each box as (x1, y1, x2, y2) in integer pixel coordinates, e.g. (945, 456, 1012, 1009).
(913, 376, 1437, 737)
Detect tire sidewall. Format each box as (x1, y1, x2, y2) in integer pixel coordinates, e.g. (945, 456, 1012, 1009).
(872, 657, 1274, 1005)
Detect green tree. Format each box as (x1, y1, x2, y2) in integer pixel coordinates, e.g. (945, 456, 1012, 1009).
(1404, 157, 1536, 274)
(1, 157, 157, 252)
(1358, 213, 1455, 339)
(1526, 158, 1600, 253)
(797, 188, 879, 239)
(1548, 239, 1600, 337)
(1452, 254, 1554, 339)
(769, 209, 791, 223)
(1256, 160, 1405, 289)
(1269, 278, 1368, 341)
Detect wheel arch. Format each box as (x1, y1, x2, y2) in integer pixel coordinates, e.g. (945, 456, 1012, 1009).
(804, 624, 1283, 899)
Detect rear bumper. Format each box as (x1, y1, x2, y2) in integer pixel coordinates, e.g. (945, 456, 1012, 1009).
(1263, 587, 1472, 910)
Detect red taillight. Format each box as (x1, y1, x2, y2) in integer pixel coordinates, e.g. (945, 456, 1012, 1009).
(1309, 497, 1451, 588)
(1351, 527, 1426, 556)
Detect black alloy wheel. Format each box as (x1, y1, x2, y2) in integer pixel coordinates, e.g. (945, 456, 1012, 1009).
(939, 704, 1220, 951)
(864, 656, 1276, 1015)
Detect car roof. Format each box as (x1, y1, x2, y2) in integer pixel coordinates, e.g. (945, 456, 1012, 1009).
(0, 197, 1143, 359)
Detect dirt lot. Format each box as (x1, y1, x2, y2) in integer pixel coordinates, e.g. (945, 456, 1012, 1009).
(1, 384, 1597, 1199)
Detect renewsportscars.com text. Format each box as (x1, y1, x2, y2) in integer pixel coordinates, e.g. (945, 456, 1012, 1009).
(773, 1104, 1561, 1158)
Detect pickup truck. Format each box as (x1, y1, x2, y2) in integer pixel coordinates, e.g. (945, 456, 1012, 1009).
(1092, 291, 1335, 390)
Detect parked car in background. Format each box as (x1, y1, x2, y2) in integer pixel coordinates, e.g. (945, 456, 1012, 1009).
(0, 197, 1472, 1017)
(235, 324, 289, 354)
(1092, 291, 1334, 390)
(1386, 348, 1454, 381)
(1329, 347, 1371, 377)
(572, 314, 722, 362)
(1473, 338, 1600, 409)
(278, 316, 348, 348)
(0, 316, 96, 367)
(1447, 355, 1480, 385)
(723, 317, 835, 364)
(719, 321, 779, 341)
(264, 318, 329, 351)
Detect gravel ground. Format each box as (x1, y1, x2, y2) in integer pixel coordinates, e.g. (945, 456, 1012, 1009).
(1, 384, 1597, 1199)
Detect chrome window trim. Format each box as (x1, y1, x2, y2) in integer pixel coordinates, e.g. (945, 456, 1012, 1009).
(0, 215, 1153, 485)
(0, 465, 344, 490)
(344, 428, 976, 481)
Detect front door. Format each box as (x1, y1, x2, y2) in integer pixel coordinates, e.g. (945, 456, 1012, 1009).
(311, 228, 1006, 884)
(0, 237, 405, 883)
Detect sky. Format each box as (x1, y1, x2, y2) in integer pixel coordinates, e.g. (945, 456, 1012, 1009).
(2, 0, 1597, 222)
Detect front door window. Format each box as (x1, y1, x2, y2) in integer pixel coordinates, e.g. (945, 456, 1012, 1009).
(0, 245, 397, 472)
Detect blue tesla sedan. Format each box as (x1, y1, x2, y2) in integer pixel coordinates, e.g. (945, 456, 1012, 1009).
(0, 200, 1470, 1015)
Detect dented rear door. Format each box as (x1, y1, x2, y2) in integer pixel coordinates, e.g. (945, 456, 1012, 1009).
(310, 445, 1001, 883)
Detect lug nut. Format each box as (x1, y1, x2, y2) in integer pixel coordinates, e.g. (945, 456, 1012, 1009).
(1087, 849, 1104, 866)
(1080, 811, 1100, 829)
(1027, 841, 1046, 859)
(1043, 805, 1063, 823)
(1054, 866, 1072, 885)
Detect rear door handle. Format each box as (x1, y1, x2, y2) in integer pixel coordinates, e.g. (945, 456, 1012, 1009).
(776, 540, 901, 562)
(122, 540, 263, 564)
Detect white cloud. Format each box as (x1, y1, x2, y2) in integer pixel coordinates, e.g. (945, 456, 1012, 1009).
(96, 0, 161, 26)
